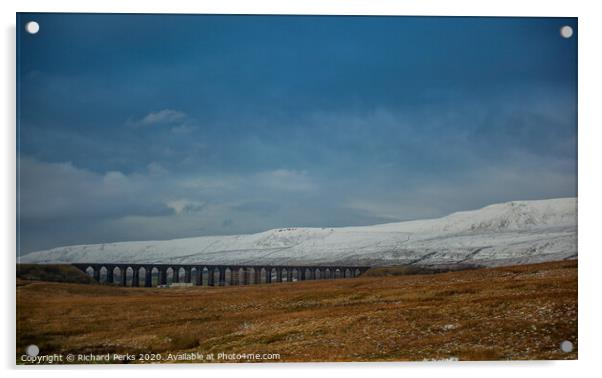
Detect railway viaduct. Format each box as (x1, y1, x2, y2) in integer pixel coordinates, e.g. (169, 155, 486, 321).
(72, 263, 371, 287)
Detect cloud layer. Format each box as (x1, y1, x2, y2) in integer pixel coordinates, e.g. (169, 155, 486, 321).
(17, 14, 577, 253)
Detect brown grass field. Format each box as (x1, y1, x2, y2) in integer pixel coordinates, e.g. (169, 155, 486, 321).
(16, 260, 577, 364)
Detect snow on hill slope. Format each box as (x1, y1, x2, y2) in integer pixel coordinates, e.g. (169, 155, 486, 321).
(20, 198, 577, 267)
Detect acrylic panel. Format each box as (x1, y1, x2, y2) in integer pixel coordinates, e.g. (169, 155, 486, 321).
(16, 13, 577, 364)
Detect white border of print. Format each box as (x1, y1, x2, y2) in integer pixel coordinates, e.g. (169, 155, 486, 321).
(2, 1, 600, 377)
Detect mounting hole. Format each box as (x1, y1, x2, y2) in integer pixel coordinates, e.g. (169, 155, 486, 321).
(560, 25, 573, 39)
(560, 340, 574, 353)
(25, 21, 40, 34)
(26, 344, 40, 357)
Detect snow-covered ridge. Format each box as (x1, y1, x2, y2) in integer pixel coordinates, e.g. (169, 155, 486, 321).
(20, 197, 577, 267)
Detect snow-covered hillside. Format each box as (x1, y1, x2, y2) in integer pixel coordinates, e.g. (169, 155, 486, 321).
(20, 198, 577, 267)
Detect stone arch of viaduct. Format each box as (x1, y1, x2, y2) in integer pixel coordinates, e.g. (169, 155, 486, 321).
(73, 263, 371, 287)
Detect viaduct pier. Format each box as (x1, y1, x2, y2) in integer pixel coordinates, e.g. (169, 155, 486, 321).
(72, 263, 371, 288)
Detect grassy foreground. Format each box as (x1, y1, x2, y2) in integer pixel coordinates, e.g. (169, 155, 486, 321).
(17, 260, 577, 363)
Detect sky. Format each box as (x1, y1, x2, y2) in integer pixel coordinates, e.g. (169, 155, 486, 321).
(17, 14, 577, 254)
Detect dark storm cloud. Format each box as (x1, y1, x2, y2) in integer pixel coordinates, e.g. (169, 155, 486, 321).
(17, 14, 577, 253)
